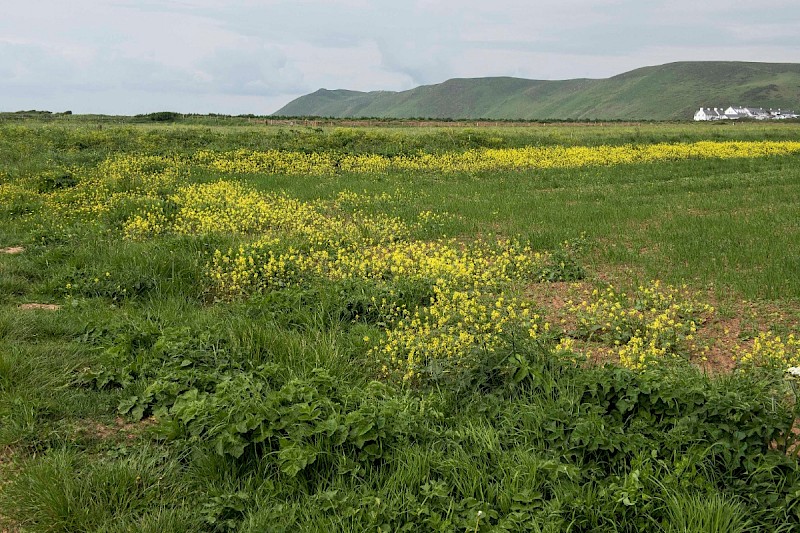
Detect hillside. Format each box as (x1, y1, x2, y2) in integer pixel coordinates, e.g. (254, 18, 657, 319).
(274, 61, 800, 120)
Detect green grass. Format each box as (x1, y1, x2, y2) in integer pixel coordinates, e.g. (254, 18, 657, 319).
(662, 492, 752, 533)
(239, 154, 800, 301)
(1, 121, 800, 531)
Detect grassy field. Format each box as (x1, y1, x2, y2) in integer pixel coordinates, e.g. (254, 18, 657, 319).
(1, 121, 800, 531)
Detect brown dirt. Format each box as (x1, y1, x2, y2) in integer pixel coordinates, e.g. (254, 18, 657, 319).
(771, 419, 800, 457)
(79, 416, 157, 441)
(691, 316, 741, 374)
(525, 280, 625, 364)
(695, 292, 800, 373)
(17, 303, 60, 311)
(523, 269, 800, 374)
(525, 280, 592, 335)
(525, 280, 590, 314)
(0, 247, 24, 255)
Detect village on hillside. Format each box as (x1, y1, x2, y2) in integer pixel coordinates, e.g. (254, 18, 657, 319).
(694, 106, 798, 121)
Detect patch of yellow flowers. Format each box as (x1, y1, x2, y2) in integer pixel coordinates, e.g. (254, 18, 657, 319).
(567, 281, 714, 370)
(115, 172, 553, 381)
(373, 287, 545, 381)
(15, 151, 800, 379)
(43, 154, 189, 220)
(0, 183, 39, 213)
(209, 236, 552, 380)
(736, 332, 800, 369)
(126, 180, 412, 246)
(191, 141, 800, 176)
(207, 234, 548, 299)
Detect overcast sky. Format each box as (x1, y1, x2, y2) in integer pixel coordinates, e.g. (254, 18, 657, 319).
(2, 0, 799, 115)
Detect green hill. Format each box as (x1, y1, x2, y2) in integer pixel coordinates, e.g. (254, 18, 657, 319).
(274, 61, 800, 120)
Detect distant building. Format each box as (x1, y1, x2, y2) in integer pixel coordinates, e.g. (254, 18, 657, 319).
(770, 109, 799, 119)
(694, 106, 796, 121)
(693, 108, 725, 121)
(724, 106, 769, 119)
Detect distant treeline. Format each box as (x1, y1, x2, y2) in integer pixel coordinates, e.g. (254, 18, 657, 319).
(1, 110, 673, 126)
(2, 110, 796, 127)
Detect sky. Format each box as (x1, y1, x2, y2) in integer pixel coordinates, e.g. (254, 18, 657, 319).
(2, 0, 799, 115)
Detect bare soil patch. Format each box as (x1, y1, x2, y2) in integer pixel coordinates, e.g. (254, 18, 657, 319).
(80, 417, 157, 441)
(17, 303, 60, 311)
(0, 247, 24, 255)
(525, 281, 591, 324)
(693, 316, 740, 373)
(697, 292, 800, 373)
(523, 271, 800, 374)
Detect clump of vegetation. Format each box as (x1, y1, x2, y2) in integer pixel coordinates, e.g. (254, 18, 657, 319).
(136, 111, 182, 122)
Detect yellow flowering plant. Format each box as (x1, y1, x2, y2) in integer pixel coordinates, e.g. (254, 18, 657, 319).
(567, 281, 714, 370)
(736, 332, 800, 370)
(190, 141, 800, 177)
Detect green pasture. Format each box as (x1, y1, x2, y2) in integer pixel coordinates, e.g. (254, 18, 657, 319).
(1, 121, 799, 532)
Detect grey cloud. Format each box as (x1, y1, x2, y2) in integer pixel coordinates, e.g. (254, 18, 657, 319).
(0, 41, 92, 94)
(305, 34, 365, 49)
(374, 37, 458, 86)
(196, 46, 306, 96)
(0, 41, 187, 94)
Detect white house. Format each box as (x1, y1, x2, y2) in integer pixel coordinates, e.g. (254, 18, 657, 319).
(724, 106, 745, 119)
(770, 109, 798, 119)
(747, 107, 769, 119)
(695, 105, 797, 121)
(693, 107, 726, 121)
(723, 106, 771, 119)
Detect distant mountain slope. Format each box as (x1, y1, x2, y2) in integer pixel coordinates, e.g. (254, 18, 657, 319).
(274, 62, 800, 120)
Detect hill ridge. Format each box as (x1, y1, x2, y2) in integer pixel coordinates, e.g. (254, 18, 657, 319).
(274, 61, 800, 120)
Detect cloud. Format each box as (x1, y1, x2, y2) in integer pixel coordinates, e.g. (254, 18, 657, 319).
(196, 45, 306, 96)
(0, 40, 192, 94)
(0, 41, 76, 93)
(375, 38, 457, 86)
(1, 0, 799, 113)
